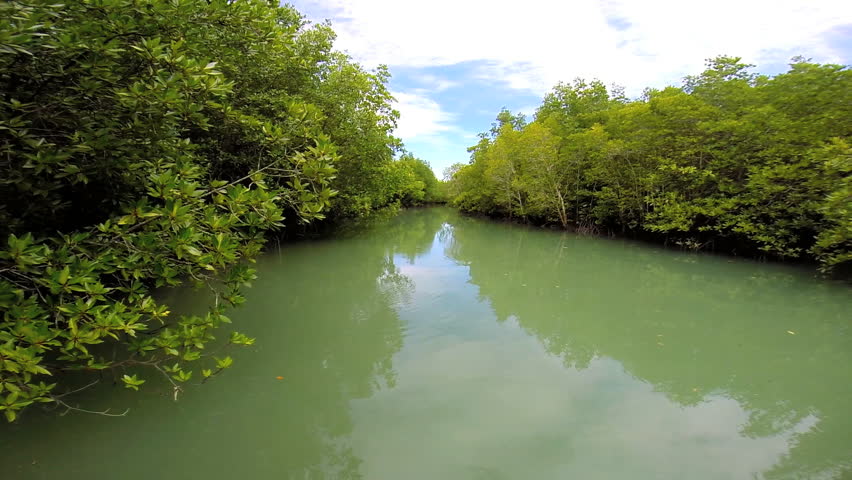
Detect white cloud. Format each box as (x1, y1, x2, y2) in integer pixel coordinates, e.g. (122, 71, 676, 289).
(353, 340, 820, 479)
(392, 90, 456, 139)
(300, 0, 851, 95)
(416, 73, 460, 92)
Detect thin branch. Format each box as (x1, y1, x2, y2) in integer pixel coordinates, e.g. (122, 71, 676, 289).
(152, 364, 182, 401)
(52, 397, 129, 417)
(199, 159, 280, 199)
(200, 366, 225, 385)
(53, 379, 100, 399)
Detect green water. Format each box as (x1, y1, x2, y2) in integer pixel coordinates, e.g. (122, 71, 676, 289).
(3, 207, 852, 479)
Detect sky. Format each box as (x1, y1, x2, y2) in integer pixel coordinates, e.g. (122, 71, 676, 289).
(293, 0, 852, 177)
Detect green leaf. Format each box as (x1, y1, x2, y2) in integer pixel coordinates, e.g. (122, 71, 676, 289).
(215, 356, 233, 369)
(121, 374, 145, 391)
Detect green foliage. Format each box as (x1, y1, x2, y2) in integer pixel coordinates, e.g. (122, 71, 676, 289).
(317, 61, 405, 216)
(397, 154, 444, 205)
(363, 154, 444, 209)
(0, 0, 408, 420)
(448, 56, 851, 270)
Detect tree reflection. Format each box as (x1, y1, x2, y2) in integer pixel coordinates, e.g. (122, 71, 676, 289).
(443, 215, 852, 480)
(382, 207, 452, 264)
(0, 208, 450, 480)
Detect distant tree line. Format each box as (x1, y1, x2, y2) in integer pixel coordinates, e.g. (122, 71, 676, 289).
(447, 56, 850, 271)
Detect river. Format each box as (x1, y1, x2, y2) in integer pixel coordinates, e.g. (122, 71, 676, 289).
(2, 207, 851, 479)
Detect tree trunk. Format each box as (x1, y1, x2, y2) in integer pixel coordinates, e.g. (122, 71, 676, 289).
(555, 186, 569, 228)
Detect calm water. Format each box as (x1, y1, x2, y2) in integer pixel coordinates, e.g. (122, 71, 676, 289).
(3, 207, 852, 479)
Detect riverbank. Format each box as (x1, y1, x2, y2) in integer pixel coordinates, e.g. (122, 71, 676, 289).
(451, 208, 851, 281)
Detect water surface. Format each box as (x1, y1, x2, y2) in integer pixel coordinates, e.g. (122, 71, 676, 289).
(3, 207, 851, 479)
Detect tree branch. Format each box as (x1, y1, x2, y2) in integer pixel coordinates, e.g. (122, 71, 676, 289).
(51, 397, 129, 417)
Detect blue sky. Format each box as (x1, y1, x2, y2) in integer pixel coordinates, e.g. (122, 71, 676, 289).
(294, 0, 851, 177)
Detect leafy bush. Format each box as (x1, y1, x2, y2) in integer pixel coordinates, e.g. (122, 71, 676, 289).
(0, 0, 410, 420)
